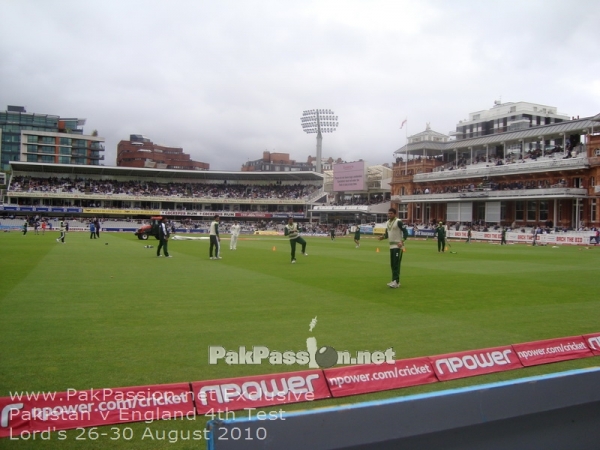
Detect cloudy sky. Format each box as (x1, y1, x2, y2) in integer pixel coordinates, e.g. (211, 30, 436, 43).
(1, 0, 599, 171)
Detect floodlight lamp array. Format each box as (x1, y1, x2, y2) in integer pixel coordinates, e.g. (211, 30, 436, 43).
(300, 109, 338, 134)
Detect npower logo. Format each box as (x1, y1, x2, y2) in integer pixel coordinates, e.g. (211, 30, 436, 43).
(587, 336, 600, 351)
(431, 346, 523, 381)
(1, 404, 23, 428)
(435, 349, 513, 374)
(197, 373, 321, 406)
(209, 317, 395, 369)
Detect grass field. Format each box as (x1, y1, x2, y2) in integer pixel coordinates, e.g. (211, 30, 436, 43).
(1, 230, 599, 449)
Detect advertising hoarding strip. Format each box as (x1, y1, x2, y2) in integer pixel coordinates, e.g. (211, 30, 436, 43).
(1, 333, 599, 438)
(323, 357, 437, 397)
(191, 369, 331, 415)
(0, 383, 195, 439)
(512, 335, 594, 367)
(428, 345, 523, 382)
(583, 333, 600, 356)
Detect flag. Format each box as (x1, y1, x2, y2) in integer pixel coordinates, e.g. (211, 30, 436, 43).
(400, 119, 407, 129)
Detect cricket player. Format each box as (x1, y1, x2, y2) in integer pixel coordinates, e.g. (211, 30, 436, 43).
(284, 217, 307, 263)
(230, 221, 241, 250)
(378, 208, 408, 288)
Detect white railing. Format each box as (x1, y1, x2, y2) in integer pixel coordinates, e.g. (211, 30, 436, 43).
(414, 157, 589, 182)
(397, 187, 587, 202)
(313, 205, 369, 211)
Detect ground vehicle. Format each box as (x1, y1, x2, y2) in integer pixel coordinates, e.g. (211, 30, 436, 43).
(134, 216, 163, 240)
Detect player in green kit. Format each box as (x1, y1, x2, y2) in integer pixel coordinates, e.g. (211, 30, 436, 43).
(378, 208, 408, 288)
(434, 221, 446, 252)
(354, 225, 361, 248)
(284, 217, 307, 263)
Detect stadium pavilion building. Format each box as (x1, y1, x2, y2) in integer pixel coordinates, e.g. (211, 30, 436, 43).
(391, 104, 600, 230)
(1, 163, 325, 225)
(1, 161, 397, 228)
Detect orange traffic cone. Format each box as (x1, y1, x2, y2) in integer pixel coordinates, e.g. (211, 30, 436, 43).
(272, 246, 276, 251)
(376, 248, 380, 253)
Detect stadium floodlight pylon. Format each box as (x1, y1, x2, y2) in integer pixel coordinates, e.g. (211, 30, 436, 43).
(300, 109, 338, 174)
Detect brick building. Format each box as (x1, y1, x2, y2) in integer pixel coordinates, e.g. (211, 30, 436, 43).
(117, 135, 209, 170)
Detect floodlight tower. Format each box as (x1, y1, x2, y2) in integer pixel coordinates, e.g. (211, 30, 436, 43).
(300, 109, 338, 173)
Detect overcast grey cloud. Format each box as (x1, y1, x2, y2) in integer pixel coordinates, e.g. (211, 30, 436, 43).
(1, 0, 599, 170)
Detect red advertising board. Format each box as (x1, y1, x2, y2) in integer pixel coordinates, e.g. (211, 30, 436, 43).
(0, 383, 194, 438)
(513, 336, 594, 367)
(429, 345, 522, 381)
(191, 369, 330, 414)
(582, 333, 600, 356)
(323, 357, 437, 397)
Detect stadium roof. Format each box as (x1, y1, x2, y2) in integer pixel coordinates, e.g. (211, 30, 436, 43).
(395, 115, 600, 156)
(9, 162, 324, 182)
(444, 117, 599, 150)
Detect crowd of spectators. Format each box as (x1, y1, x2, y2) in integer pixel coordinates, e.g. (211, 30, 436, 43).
(436, 143, 585, 171)
(8, 176, 319, 201)
(412, 177, 572, 195)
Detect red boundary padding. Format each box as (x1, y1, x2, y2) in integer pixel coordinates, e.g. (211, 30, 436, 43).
(582, 333, 600, 356)
(1, 332, 599, 438)
(428, 345, 523, 382)
(512, 335, 594, 367)
(323, 356, 436, 397)
(0, 383, 193, 439)
(191, 369, 331, 414)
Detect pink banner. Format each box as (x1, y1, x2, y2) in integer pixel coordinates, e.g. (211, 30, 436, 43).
(191, 370, 330, 414)
(513, 336, 594, 367)
(583, 333, 600, 356)
(333, 161, 365, 192)
(429, 345, 522, 381)
(0, 383, 194, 439)
(324, 357, 437, 397)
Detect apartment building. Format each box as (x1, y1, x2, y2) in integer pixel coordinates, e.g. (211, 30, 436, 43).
(0, 105, 105, 171)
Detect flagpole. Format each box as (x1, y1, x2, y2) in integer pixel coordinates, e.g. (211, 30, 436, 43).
(404, 119, 408, 175)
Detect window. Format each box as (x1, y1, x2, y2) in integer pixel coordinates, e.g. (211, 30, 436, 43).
(527, 201, 537, 221)
(515, 201, 524, 221)
(539, 201, 548, 221)
(398, 204, 408, 220)
(59, 156, 70, 164)
(591, 199, 597, 223)
(476, 202, 485, 221)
